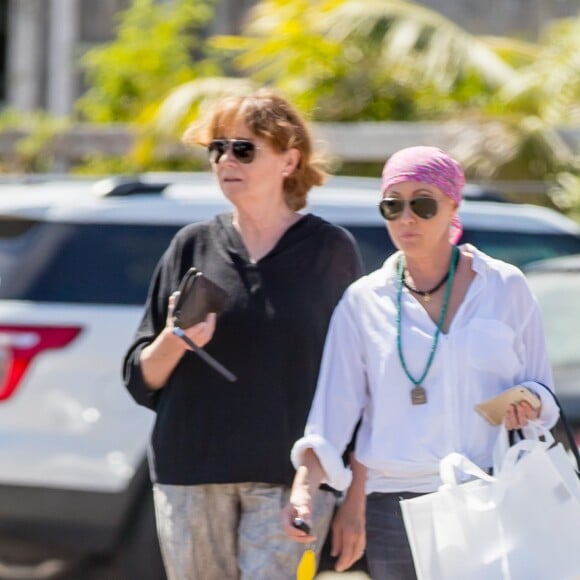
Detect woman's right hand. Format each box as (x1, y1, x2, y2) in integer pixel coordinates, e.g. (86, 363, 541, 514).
(140, 293, 217, 390)
(282, 483, 317, 544)
(282, 453, 325, 544)
(165, 291, 216, 350)
(282, 450, 325, 543)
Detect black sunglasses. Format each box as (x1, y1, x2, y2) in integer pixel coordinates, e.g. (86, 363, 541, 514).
(379, 197, 438, 221)
(208, 139, 259, 164)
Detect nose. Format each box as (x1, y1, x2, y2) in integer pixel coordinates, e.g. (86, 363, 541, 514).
(400, 200, 415, 222)
(218, 144, 239, 165)
(220, 149, 235, 164)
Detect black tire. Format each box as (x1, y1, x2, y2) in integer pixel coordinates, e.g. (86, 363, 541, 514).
(108, 484, 166, 580)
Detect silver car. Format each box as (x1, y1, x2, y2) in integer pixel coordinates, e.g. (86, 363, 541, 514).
(1, 174, 580, 578)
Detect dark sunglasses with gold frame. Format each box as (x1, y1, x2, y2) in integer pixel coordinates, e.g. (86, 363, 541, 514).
(379, 197, 438, 221)
(207, 139, 260, 165)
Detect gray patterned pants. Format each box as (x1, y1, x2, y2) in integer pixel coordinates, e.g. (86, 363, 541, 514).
(153, 482, 336, 580)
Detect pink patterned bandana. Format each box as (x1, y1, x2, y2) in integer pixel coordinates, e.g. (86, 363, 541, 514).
(381, 146, 465, 244)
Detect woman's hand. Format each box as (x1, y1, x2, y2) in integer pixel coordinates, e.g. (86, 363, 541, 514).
(282, 480, 317, 544)
(330, 454, 367, 572)
(503, 400, 540, 430)
(178, 312, 216, 349)
(282, 449, 326, 544)
(140, 293, 217, 390)
(330, 494, 366, 572)
(166, 291, 217, 349)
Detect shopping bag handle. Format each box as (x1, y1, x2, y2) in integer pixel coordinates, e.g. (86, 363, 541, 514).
(498, 425, 553, 479)
(440, 452, 496, 485)
(441, 441, 548, 511)
(534, 383, 580, 475)
(439, 453, 507, 511)
(494, 420, 554, 472)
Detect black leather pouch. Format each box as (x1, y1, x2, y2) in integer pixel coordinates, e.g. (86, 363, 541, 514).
(173, 268, 228, 329)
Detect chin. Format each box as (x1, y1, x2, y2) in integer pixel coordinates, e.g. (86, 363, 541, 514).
(396, 237, 422, 253)
(221, 184, 246, 199)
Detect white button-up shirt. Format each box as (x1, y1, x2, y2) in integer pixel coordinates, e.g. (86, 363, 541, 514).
(291, 245, 558, 494)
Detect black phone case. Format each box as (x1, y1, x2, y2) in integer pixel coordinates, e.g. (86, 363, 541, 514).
(173, 268, 228, 329)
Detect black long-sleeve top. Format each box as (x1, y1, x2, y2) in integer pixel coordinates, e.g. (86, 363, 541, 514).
(123, 213, 363, 486)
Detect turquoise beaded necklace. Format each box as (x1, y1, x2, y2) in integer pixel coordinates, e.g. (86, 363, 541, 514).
(396, 245, 459, 405)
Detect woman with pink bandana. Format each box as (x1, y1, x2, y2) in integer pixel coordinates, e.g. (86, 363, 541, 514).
(283, 146, 559, 578)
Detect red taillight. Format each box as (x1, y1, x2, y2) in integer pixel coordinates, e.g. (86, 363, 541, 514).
(0, 325, 82, 401)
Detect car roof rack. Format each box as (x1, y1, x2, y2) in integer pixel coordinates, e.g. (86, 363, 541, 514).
(93, 176, 170, 197)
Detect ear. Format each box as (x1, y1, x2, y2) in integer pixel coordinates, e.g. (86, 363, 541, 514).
(446, 197, 459, 214)
(283, 148, 301, 175)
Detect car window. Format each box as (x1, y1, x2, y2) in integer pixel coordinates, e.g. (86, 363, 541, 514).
(461, 230, 580, 268)
(526, 271, 580, 407)
(0, 219, 180, 305)
(2, 216, 580, 306)
(0, 219, 392, 304)
(342, 226, 580, 272)
(526, 272, 580, 368)
(343, 225, 395, 272)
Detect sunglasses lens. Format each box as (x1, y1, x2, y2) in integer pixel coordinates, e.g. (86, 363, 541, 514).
(232, 141, 256, 164)
(411, 197, 438, 219)
(208, 140, 257, 164)
(379, 198, 404, 221)
(208, 140, 227, 163)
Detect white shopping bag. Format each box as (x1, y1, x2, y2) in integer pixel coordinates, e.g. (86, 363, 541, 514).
(493, 421, 580, 505)
(401, 428, 580, 580)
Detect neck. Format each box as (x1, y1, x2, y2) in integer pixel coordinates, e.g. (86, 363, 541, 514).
(403, 246, 455, 289)
(233, 205, 298, 236)
(232, 205, 300, 261)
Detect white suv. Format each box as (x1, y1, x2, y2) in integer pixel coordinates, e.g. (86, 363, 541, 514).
(1, 174, 580, 579)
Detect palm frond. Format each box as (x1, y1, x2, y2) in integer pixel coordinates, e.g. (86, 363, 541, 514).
(498, 16, 580, 123)
(479, 35, 541, 68)
(152, 77, 256, 135)
(319, 0, 514, 90)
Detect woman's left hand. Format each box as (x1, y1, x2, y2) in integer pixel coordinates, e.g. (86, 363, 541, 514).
(330, 495, 366, 572)
(503, 400, 539, 430)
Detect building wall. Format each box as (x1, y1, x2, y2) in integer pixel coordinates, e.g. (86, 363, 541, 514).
(420, 0, 577, 38)
(80, 0, 130, 43)
(3, 0, 579, 115)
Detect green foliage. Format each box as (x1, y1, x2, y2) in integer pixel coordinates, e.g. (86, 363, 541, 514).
(0, 109, 71, 173)
(209, 0, 513, 121)
(211, 0, 346, 115)
(69, 0, 580, 215)
(76, 0, 217, 123)
(70, 151, 206, 175)
(497, 17, 580, 125)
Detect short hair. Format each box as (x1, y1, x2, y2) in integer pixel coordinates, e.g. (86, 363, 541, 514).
(182, 88, 327, 210)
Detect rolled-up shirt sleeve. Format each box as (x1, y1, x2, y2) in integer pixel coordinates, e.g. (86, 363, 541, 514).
(291, 289, 368, 491)
(516, 290, 559, 428)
